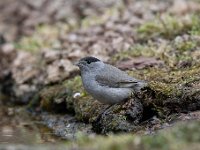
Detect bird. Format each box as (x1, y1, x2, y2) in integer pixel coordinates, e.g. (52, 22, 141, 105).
(75, 56, 147, 105)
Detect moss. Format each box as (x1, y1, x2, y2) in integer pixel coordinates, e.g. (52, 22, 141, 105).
(73, 95, 102, 122)
(92, 98, 143, 134)
(15, 24, 67, 52)
(112, 33, 200, 69)
(112, 44, 156, 61)
(137, 13, 200, 40)
(81, 3, 123, 29)
(148, 81, 179, 96)
(175, 40, 197, 52)
(39, 85, 68, 112)
(142, 65, 200, 90)
(69, 121, 200, 150)
(143, 121, 200, 150)
(141, 65, 200, 113)
(137, 14, 200, 40)
(15, 36, 43, 53)
(63, 76, 83, 93)
(137, 19, 163, 39)
(190, 15, 200, 35)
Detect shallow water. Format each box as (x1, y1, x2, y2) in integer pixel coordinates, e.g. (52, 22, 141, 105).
(0, 105, 64, 145)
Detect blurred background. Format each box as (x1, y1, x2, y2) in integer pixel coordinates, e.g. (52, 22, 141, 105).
(0, 0, 200, 149)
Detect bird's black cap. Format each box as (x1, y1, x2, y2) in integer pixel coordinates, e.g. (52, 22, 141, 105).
(80, 56, 100, 64)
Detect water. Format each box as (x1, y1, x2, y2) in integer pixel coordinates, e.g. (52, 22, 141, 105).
(0, 105, 64, 145)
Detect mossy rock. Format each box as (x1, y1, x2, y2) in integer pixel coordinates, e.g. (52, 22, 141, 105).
(70, 64, 200, 132)
(139, 65, 200, 114)
(39, 85, 69, 113)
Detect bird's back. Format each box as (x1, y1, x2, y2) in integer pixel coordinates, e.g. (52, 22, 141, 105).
(96, 64, 147, 91)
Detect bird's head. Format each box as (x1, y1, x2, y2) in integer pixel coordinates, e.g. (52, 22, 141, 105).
(75, 56, 103, 72)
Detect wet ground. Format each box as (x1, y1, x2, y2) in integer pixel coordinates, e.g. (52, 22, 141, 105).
(0, 105, 64, 145)
(0, 99, 200, 150)
(1, 103, 200, 143)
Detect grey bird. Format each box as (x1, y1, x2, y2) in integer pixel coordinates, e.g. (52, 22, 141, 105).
(75, 56, 147, 105)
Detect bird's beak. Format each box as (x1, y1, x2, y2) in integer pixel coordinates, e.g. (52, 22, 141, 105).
(74, 61, 80, 66)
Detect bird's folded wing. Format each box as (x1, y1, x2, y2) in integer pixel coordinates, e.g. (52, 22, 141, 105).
(95, 75, 138, 88)
(95, 64, 145, 88)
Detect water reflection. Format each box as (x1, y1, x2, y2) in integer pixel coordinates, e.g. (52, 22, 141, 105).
(0, 106, 64, 144)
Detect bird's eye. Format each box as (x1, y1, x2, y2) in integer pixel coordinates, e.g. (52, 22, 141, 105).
(86, 60, 91, 64)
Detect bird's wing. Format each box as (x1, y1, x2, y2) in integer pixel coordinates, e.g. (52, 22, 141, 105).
(95, 64, 140, 88)
(96, 75, 138, 88)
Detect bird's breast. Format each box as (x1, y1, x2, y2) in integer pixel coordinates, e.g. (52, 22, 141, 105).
(81, 73, 97, 92)
(81, 72, 132, 104)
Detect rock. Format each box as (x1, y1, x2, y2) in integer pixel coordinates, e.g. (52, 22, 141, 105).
(0, 43, 16, 102)
(39, 85, 69, 113)
(92, 97, 143, 134)
(40, 113, 93, 139)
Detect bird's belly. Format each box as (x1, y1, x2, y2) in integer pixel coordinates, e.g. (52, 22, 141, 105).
(89, 86, 132, 104)
(82, 75, 132, 104)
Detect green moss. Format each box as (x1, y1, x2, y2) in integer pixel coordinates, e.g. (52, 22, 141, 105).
(143, 65, 200, 88)
(15, 24, 66, 52)
(111, 43, 157, 63)
(63, 76, 83, 94)
(143, 121, 200, 150)
(137, 13, 200, 40)
(143, 65, 200, 83)
(81, 3, 122, 29)
(112, 33, 200, 69)
(137, 19, 163, 39)
(175, 40, 197, 52)
(15, 36, 42, 53)
(149, 81, 178, 96)
(69, 121, 200, 150)
(39, 85, 68, 112)
(190, 15, 200, 35)
(137, 14, 199, 40)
